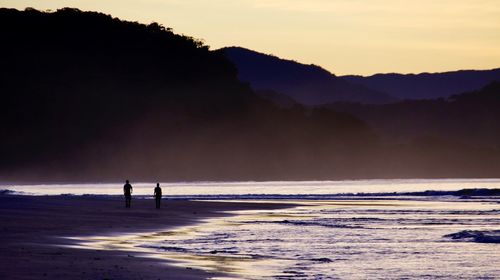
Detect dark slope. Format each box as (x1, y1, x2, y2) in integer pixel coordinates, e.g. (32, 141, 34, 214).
(0, 8, 375, 182)
(222, 47, 396, 106)
(330, 82, 500, 147)
(329, 82, 500, 177)
(343, 69, 500, 100)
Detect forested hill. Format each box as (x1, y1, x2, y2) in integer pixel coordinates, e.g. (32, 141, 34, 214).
(0, 8, 375, 182)
(329, 82, 500, 148)
(328, 82, 500, 178)
(2, 8, 499, 182)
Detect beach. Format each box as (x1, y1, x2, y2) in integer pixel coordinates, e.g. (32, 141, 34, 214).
(0, 195, 293, 280)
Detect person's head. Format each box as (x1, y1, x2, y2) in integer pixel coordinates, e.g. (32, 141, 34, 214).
(156, 183, 159, 187)
(126, 180, 129, 184)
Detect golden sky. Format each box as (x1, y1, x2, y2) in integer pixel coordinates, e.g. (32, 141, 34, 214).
(3, 0, 500, 75)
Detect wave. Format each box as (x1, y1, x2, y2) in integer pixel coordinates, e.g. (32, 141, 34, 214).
(1, 188, 498, 200)
(166, 188, 499, 200)
(0, 189, 17, 195)
(247, 219, 365, 229)
(444, 230, 500, 243)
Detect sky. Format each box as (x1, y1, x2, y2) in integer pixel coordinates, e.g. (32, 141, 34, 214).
(2, 0, 500, 75)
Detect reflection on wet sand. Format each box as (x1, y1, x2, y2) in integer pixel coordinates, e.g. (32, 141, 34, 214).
(65, 207, 305, 279)
(65, 199, 500, 279)
(62, 201, 404, 279)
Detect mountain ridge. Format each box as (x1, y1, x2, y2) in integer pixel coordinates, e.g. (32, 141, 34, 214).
(342, 68, 500, 100)
(221, 46, 397, 106)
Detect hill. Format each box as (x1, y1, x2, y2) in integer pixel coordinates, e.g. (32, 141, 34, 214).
(330, 82, 500, 147)
(2, 8, 499, 181)
(342, 69, 500, 100)
(328, 82, 500, 177)
(0, 8, 375, 182)
(222, 47, 396, 106)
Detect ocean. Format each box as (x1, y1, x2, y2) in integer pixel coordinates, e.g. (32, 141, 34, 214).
(4, 178, 500, 197)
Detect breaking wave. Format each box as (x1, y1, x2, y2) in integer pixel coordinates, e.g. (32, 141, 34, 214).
(444, 230, 500, 243)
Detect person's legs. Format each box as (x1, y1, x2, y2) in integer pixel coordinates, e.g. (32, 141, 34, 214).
(155, 198, 160, 209)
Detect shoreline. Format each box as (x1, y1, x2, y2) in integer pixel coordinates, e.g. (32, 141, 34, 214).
(0, 195, 295, 280)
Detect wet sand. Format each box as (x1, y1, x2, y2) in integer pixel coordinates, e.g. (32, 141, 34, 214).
(0, 195, 293, 279)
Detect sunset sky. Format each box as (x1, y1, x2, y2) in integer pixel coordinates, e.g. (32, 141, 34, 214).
(3, 0, 500, 75)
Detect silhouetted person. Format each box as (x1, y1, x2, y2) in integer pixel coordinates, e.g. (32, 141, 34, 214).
(124, 180, 133, 208)
(154, 183, 162, 209)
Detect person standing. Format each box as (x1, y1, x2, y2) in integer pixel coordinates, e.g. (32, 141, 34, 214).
(154, 183, 162, 209)
(123, 180, 133, 208)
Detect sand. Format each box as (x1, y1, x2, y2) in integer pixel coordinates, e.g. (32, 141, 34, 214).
(0, 195, 293, 279)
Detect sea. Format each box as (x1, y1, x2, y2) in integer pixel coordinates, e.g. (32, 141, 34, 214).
(3, 179, 500, 279)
